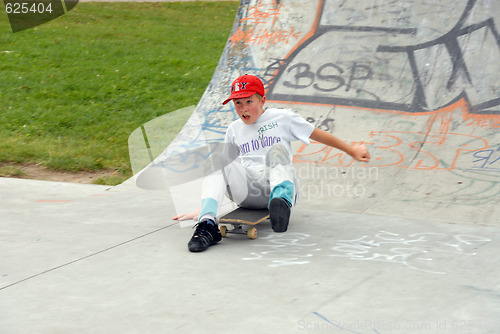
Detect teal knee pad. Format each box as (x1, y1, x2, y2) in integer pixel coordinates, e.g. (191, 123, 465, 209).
(269, 181, 294, 207)
(199, 197, 218, 220)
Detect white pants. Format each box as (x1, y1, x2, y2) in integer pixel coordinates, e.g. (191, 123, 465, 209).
(199, 143, 297, 223)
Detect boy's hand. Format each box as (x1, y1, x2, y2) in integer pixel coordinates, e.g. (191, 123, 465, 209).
(172, 208, 201, 221)
(351, 144, 370, 163)
(310, 129, 371, 163)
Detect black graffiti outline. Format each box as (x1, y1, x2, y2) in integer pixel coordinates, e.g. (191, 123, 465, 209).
(266, 0, 500, 115)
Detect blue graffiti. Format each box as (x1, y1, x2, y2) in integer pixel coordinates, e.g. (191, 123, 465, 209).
(471, 146, 500, 172)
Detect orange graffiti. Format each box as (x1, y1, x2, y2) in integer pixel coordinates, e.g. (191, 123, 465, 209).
(462, 113, 500, 128)
(229, 0, 302, 47)
(294, 130, 489, 170)
(293, 100, 498, 170)
(229, 26, 301, 47)
(240, 0, 282, 26)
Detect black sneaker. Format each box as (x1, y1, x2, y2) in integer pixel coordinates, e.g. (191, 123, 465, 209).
(269, 197, 291, 232)
(188, 221, 222, 252)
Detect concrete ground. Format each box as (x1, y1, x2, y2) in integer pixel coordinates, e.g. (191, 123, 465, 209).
(1, 177, 499, 334)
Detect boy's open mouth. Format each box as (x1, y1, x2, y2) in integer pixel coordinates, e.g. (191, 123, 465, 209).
(242, 114, 250, 120)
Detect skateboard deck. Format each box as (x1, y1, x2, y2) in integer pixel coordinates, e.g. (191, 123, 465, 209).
(219, 207, 269, 239)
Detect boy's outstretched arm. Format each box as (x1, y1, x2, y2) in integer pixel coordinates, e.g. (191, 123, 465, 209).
(309, 128, 371, 163)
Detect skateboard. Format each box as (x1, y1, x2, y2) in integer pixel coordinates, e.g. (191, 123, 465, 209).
(219, 207, 269, 239)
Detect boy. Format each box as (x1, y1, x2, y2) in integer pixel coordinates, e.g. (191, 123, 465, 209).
(173, 75, 370, 252)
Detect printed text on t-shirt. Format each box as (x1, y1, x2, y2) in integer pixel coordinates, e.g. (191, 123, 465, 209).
(240, 134, 282, 154)
(258, 121, 278, 136)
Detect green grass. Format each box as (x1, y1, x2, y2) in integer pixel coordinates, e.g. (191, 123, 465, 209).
(0, 1, 238, 183)
(0, 165, 25, 177)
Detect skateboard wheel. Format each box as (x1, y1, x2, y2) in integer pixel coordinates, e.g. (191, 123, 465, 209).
(219, 225, 227, 237)
(247, 227, 257, 239)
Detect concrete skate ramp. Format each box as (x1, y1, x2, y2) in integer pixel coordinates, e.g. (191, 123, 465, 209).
(132, 0, 500, 224)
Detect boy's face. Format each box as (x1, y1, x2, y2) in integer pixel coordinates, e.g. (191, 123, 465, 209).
(232, 94, 266, 125)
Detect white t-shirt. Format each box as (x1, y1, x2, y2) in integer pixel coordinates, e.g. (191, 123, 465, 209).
(225, 108, 315, 168)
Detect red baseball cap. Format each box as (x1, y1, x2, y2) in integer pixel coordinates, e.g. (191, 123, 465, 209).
(222, 74, 265, 105)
